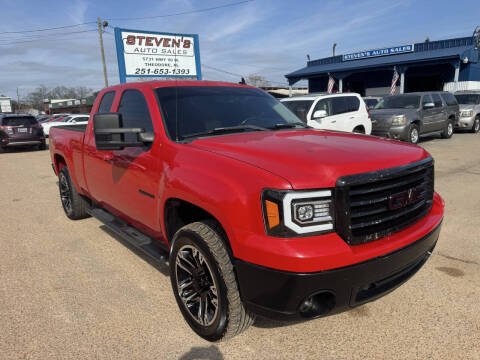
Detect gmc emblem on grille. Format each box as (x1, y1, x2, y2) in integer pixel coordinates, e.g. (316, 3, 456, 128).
(389, 186, 422, 210)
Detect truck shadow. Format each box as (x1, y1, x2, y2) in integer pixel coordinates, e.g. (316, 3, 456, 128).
(99, 225, 170, 277)
(178, 345, 224, 360)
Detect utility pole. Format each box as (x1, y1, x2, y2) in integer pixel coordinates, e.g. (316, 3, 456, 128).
(332, 43, 337, 57)
(97, 17, 109, 88)
(16, 87, 20, 112)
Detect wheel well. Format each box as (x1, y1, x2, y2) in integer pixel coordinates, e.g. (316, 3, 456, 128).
(164, 198, 233, 257)
(411, 120, 421, 129)
(353, 125, 365, 132)
(54, 154, 66, 173)
(448, 115, 455, 121)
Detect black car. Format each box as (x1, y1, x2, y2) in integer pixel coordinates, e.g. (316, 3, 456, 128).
(0, 114, 46, 152)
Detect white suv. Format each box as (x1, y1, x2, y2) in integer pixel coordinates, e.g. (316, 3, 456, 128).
(281, 93, 372, 134)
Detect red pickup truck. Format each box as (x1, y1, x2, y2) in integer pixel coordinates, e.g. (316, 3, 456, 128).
(50, 81, 444, 341)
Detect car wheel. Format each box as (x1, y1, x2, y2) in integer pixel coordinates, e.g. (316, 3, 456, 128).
(441, 119, 454, 139)
(58, 167, 91, 220)
(169, 220, 255, 342)
(38, 141, 47, 150)
(471, 117, 480, 134)
(407, 124, 419, 144)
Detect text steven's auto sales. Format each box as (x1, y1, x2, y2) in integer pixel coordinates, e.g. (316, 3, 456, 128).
(343, 44, 414, 61)
(124, 35, 192, 55)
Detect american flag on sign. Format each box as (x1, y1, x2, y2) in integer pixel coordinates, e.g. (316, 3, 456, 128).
(327, 75, 335, 93)
(390, 67, 399, 95)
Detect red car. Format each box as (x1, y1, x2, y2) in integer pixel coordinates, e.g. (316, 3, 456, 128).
(49, 81, 444, 341)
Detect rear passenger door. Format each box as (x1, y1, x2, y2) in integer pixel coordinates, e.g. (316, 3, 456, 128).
(421, 94, 436, 133)
(430, 93, 446, 131)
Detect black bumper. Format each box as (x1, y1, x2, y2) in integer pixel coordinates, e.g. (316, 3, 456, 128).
(235, 222, 441, 320)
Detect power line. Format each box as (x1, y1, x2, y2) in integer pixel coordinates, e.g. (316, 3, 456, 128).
(202, 63, 288, 86)
(0, 29, 98, 46)
(105, 0, 254, 21)
(0, 22, 96, 35)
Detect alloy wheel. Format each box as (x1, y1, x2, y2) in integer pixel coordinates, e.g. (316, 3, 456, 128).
(474, 119, 480, 133)
(411, 128, 419, 143)
(447, 122, 453, 136)
(59, 174, 72, 214)
(175, 244, 219, 326)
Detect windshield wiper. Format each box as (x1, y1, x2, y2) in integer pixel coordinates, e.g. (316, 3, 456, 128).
(181, 125, 268, 139)
(268, 123, 307, 130)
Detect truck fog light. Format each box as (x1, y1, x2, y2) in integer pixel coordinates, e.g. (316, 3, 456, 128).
(296, 205, 314, 221)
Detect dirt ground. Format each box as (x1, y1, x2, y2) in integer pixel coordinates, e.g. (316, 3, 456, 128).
(0, 132, 479, 360)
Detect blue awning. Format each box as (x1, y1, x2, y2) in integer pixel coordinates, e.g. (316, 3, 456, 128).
(286, 36, 479, 84)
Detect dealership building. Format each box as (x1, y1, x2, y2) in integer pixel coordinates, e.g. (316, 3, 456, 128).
(285, 32, 480, 96)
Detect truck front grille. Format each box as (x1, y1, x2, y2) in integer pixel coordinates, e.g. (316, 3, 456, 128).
(335, 158, 434, 245)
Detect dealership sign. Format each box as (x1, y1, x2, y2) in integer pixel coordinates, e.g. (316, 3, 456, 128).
(114, 27, 201, 83)
(342, 44, 414, 61)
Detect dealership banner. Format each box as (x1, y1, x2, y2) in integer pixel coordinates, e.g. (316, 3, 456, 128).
(343, 44, 414, 61)
(114, 27, 201, 83)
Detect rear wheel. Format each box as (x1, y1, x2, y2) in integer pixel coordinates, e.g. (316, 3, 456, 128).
(352, 126, 365, 134)
(441, 119, 454, 139)
(407, 124, 419, 144)
(38, 141, 46, 150)
(169, 221, 255, 342)
(58, 167, 90, 220)
(471, 117, 480, 133)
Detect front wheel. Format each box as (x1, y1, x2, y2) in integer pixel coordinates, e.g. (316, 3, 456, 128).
(441, 119, 454, 139)
(471, 117, 480, 134)
(169, 221, 255, 342)
(407, 124, 419, 144)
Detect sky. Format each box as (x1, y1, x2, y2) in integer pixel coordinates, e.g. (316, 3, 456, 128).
(0, 0, 479, 99)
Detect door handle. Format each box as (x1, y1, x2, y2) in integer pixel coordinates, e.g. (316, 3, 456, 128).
(349, 116, 355, 119)
(331, 120, 337, 123)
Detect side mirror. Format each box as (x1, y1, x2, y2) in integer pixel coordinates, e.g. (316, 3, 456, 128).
(423, 102, 435, 109)
(71, 120, 76, 124)
(93, 113, 153, 151)
(313, 110, 328, 119)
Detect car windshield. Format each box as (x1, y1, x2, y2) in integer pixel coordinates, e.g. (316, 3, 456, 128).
(155, 86, 305, 140)
(455, 94, 480, 105)
(281, 100, 314, 122)
(375, 95, 420, 109)
(1, 116, 37, 126)
(364, 98, 379, 109)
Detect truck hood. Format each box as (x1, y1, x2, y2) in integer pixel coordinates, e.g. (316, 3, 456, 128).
(459, 104, 475, 111)
(189, 129, 429, 189)
(370, 109, 418, 130)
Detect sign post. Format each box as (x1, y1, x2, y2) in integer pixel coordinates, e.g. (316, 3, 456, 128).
(114, 27, 202, 83)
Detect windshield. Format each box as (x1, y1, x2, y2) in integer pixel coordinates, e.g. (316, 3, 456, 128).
(155, 86, 304, 140)
(1, 116, 37, 126)
(281, 100, 314, 122)
(375, 95, 420, 109)
(455, 94, 480, 105)
(364, 98, 379, 109)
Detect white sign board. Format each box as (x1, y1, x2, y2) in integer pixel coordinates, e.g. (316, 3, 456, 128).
(114, 28, 201, 82)
(0, 98, 12, 113)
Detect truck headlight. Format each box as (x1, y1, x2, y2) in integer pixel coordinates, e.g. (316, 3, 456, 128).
(262, 189, 334, 237)
(391, 115, 407, 126)
(461, 110, 473, 117)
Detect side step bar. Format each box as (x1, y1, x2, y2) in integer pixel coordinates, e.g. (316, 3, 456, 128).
(87, 207, 168, 263)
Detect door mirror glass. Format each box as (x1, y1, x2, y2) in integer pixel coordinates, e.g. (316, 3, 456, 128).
(423, 102, 435, 109)
(93, 112, 153, 151)
(313, 109, 328, 119)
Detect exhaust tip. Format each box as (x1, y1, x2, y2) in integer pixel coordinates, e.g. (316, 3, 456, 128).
(298, 291, 336, 318)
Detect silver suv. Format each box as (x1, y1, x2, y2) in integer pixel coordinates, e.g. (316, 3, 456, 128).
(370, 92, 459, 144)
(454, 91, 480, 133)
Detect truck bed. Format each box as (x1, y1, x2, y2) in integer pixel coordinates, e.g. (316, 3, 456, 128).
(51, 124, 87, 133)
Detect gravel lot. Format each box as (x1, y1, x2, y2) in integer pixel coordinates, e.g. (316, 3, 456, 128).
(1, 133, 479, 360)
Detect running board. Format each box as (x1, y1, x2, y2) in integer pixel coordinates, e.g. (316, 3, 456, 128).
(87, 207, 168, 263)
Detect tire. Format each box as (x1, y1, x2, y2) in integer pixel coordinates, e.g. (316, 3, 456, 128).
(38, 141, 46, 150)
(352, 126, 365, 134)
(441, 119, 454, 139)
(58, 167, 90, 220)
(407, 124, 420, 144)
(471, 117, 480, 134)
(169, 220, 255, 342)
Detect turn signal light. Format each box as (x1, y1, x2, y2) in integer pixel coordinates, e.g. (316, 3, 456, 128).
(265, 200, 280, 228)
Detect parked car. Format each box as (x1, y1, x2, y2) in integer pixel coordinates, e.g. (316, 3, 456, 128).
(0, 114, 46, 152)
(49, 81, 443, 341)
(363, 96, 383, 109)
(45, 113, 70, 123)
(454, 91, 480, 133)
(42, 114, 90, 137)
(370, 92, 459, 144)
(281, 93, 372, 134)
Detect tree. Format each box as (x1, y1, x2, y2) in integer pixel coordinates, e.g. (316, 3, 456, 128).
(23, 85, 93, 110)
(246, 74, 271, 88)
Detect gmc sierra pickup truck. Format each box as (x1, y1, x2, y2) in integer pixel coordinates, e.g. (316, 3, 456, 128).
(50, 81, 444, 342)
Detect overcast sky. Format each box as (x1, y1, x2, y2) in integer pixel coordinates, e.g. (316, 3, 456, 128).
(0, 0, 479, 99)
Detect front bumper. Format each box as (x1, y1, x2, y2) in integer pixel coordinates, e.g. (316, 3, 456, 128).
(455, 116, 475, 128)
(235, 221, 441, 320)
(371, 125, 409, 140)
